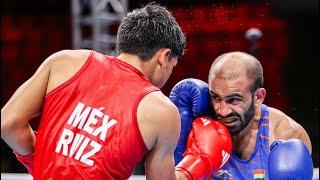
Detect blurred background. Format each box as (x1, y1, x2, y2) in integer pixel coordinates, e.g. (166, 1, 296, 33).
(1, 0, 319, 175)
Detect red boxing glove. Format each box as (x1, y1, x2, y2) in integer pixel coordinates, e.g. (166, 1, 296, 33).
(175, 117, 232, 179)
(14, 151, 34, 175)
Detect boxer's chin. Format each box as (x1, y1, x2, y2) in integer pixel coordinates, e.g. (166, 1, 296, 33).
(226, 116, 250, 135)
(227, 124, 243, 135)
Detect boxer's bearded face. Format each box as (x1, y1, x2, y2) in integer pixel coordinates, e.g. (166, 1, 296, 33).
(209, 74, 257, 135)
(217, 98, 255, 135)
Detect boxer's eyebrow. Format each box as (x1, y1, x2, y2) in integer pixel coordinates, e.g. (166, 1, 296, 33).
(209, 90, 217, 96)
(209, 90, 221, 99)
(225, 93, 243, 99)
(209, 91, 243, 100)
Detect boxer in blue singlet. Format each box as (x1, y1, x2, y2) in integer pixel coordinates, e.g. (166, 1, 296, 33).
(207, 52, 313, 179)
(170, 51, 314, 180)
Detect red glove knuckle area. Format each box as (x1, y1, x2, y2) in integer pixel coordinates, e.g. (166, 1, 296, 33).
(176, 116, 232, 179)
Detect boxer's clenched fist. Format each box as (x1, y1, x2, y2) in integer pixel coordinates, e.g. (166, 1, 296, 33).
(175, 117, 232, 179)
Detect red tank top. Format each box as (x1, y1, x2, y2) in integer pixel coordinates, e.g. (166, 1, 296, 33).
(34, 51, 159, 179)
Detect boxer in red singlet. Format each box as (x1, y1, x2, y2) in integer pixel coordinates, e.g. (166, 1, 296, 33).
(2, 3, 233, 179)
(1, 3, 189, 179)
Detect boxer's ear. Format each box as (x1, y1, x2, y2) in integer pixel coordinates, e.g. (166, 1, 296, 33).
(157, 48, 171, 67)
(254, 88, 266, 104)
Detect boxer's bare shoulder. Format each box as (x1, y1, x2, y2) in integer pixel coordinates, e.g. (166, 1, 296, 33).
(1, 49, 92, 125)
(137, 91, 181, 151)
(46, 49, 92, 94)
(268, 107, 312, 153)
(136, 91, 181, 178)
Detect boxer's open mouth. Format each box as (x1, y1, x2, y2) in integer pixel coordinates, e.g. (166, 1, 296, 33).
(219, 117, 239, 126)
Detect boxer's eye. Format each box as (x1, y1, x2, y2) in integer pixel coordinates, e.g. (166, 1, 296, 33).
(211, 94, 221, 102)
(226, 97, 242, 105)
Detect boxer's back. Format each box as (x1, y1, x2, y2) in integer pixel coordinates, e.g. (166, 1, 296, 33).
(34, 50, 159, 179)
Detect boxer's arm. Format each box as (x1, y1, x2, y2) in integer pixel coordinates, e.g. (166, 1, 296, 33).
(271, 107, 312, 153)
(1, 50, 90, 155)
(138, 92, 186, 179)
(1, 54, 52, 155)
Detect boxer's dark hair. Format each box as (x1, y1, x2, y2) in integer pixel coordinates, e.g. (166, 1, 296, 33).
(248, 60, 264, 93)
(116, 3, 186, 61)
(208, 52, 264, 93)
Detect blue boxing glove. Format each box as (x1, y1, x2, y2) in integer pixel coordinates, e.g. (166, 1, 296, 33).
(268, 139, 313, 180)
(169, 78, 213, 165)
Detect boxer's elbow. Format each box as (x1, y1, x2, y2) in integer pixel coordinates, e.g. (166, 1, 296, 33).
(1, 112, 13, 139)
(1, 110, 35, 154)
(1, 110, 23, 139)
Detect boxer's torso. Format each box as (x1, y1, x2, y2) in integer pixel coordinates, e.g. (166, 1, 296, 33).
(34, 50, 159, 179)
(212, 103, 311, 179)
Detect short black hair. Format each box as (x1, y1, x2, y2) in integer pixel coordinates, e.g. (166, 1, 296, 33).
(116, 3, 186, 61)
(208, 52, 264, 93)
(248, 60, 264, 93)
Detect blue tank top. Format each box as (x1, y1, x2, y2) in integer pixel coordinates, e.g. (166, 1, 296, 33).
(213, 104, 270, 180)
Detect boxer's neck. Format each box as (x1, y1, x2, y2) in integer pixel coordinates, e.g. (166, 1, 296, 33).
(117, 53, 155, 81)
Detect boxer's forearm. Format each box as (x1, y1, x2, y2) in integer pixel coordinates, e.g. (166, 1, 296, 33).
(1, 118, 35, 155)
